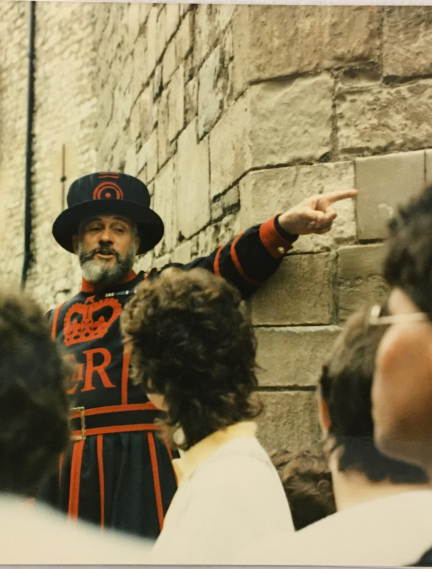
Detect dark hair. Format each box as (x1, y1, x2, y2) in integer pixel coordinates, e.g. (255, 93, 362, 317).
(0, 292, 71, 497)
(384, 183, 432, 320)
(319, 307, 429, 484)
(271, 444, 336, 530)
(121, 268, 262, 450)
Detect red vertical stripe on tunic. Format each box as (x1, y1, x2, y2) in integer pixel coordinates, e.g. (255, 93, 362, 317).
(148, 432, 164, 530)
(97, 435, 105, 528)
(121, 345, 130, 405)
(58, 453, 64, 487)
(68, 440, 85, 519)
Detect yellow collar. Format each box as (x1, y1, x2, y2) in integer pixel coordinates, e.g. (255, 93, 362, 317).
(173, 422, 257, 485)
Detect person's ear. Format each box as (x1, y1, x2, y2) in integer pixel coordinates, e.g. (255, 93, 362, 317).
(135, 234, 140, 252)
(318, 397, 332, 434)
(72, 234, 79, 254)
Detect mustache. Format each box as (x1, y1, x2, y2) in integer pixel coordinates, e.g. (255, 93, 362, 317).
(80, 246, 120, 263)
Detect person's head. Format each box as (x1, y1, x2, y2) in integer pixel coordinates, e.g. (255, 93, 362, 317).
(270, 445, 336, 530)
(0, 292, 71, 497)
(319, 307, 429, 484)
(52, 172, 164, 285)
(73, 214, 139, 287)
(121, 267, 262, 450)
(372, 184, 432, 472)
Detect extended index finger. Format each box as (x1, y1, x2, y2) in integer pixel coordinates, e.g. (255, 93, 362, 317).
(318, 189, 358, 209)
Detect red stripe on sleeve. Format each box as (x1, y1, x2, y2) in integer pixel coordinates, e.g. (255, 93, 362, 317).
(148, 432, 165, 530)
(230, 234, 261, 287)
(97, 435, 105, 528)
(259, 216, 295, 259)
(213, 245, 223, 276)
(68, 440, 85, 519)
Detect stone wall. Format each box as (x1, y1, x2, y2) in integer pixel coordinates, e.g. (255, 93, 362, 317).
(1, 3, 432, 452)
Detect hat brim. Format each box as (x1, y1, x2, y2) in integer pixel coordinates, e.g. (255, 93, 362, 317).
(52, 200, 164, 255)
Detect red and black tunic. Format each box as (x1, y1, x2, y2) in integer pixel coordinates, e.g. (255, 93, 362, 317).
(39, 217, 296, 538)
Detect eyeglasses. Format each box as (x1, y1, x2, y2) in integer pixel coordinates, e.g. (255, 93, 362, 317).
(369, 304, 430, 326)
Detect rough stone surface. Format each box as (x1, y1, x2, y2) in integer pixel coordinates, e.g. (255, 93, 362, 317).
(234, 5, 380, 84)
(198, 45, 225, 139)
(209, 94, 250, 198)
(338, 80, 432, 156)
(250, 253, 335, 326)
(255, 326, 341, 387)
(153, 158, 177, 256)
(249, 74, 333, 167)
(257, 391, 321, 453)
(176, 120, 211, 238)
(356, 151, 426, 240)
(337, 245, 390, 321)
(383, 7, 432, 78)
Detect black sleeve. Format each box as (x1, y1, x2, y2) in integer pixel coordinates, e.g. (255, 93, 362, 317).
(155, 216, 298, 299)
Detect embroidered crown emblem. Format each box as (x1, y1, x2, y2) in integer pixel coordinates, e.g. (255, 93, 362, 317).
(64, 296, 122, 346)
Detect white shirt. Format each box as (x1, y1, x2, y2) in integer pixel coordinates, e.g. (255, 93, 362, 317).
(0, 493, 151, 564)
(238, 489, 432, 566)
(150, 422, 294, 564)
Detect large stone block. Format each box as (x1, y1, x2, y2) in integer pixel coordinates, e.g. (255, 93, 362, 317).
(127, 3, 141, 48)
(176, 10, 194, 63)
(356, 151, 426, 240)
(255, 326, 341, 387)
(257, 391, 321, 453)
(166, 3, 180, 42)
(250, 253, 335, 326)
(209, 94, 251, 198)
(185, 76, 198, 125)
(168, 65, 184, 142)
(146, 9, 157, 75)
(153, 158, 177, 256)
(234, 5, 379, 86)
(239, 162, 356, 253)
(162, 39, 177, 86)
(176, 119, 211, 238)
(144, 129, 158, 181)
(157, 88, 170, 169)
(198, 45, 225, 139)
(338, 80, 432, 156)
(156, 6, 167, 65)
(383, 7, 432, 78)
(193, 4, 219, 69)
(249, 74, 333, 167)
(337, 244, 390, 321)
(171, 240, 192, 264)
(193, 4, 234, 70)
(138, 86, 155, 141)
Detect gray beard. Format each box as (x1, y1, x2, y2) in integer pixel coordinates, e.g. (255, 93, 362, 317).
(78, 242, 137, 288)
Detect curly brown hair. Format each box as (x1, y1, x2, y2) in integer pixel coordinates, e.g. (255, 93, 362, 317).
(121, 268, 262, 450)
(0, 292, 71, 497)
(270, 444, 336, 530)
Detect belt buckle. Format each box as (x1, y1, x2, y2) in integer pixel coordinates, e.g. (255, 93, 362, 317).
(71, 406, 86, 441)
